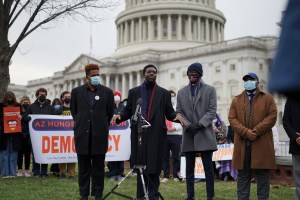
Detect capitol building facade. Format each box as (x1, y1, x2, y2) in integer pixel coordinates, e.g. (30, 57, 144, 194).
(12, 0, 285, 133)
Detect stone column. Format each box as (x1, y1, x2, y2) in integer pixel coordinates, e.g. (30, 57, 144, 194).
(205, 18, 210, 42)
(197, 16, 201, 41)
(212, 20, 215, 42)
(122, 73, 126, 97)
(178, 15, 182, 40)
(68, 81, 72, 91)
(221, 24, 224, 41)
(131, 19, 135, 42)
(139, 17, 142, 41)
(142, 18, 147, 40)
(117, 25, 119, 46)
(129, 72, 133, 89)
(187, 15, 192, 40)
(217, 21, 220, 42)
(148, 16, 152, 40)
(58, 84, 62, 96)
(80, 78, 85, 86)
(124, 21, 128, 44)
(115, 74, 119, 90)
(120, 23, 124, 45)
(168, 14, 172, 40)
(63, 82, 67, 91)
(106, 74, 110, 88)
(136, 71, 141, 86)
(158, 15, 162, 40)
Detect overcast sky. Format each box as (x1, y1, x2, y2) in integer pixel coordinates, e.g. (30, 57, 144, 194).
(9, 0, 287, 85)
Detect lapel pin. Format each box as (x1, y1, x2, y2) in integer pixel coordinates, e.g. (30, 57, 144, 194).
(95, 95, 100, 100)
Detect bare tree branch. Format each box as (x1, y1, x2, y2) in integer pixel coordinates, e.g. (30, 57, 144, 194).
(8, 0, 21, 21)
(9, 0, 30, 28)
(9, 0, 46, 58)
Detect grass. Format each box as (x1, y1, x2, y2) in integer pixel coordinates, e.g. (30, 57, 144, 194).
(0, 172, 295, 200)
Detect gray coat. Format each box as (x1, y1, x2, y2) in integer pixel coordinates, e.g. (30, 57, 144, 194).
(176, 81, 217, 152)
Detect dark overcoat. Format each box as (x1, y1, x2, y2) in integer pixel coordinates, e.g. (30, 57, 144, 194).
(283, 97, 300, 155)
(119, 85, 176, 174)
(70, 83, 114, 155)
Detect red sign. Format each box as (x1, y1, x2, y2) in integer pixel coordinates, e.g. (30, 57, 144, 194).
(3, 107, 22, 133)
(165, 119, 173, 131)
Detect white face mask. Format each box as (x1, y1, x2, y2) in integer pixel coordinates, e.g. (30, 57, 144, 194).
(171, 97, 176, 105)
(114, 95, 121, 102)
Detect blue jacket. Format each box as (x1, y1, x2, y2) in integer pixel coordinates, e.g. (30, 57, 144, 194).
(269, 0, 300, 93)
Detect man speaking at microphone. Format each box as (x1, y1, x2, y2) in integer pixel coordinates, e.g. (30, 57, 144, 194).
(114, 64, 187, 200)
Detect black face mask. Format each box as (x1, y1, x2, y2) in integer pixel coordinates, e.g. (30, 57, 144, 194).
(23, 103, 29, 109)
(38, 95, 46, 102)
(64, 98, 71, 104)
(7, 100, 14, 105)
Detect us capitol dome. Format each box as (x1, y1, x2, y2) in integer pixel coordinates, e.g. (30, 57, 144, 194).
(114, 0, 225, 56)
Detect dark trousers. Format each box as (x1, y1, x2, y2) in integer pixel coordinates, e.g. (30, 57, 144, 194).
(162, 135, 181, 178)
(77, 154, 105, 198)
(186, 151, 214, 200)
(137, 172, 160, 200)
(17, 137, 31, 170)
(107, 161, 124, 177)
(237, 140, 270, 200)
(32, 152, 48, 176)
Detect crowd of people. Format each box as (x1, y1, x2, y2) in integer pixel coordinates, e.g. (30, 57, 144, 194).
(0, 59, 297, 200)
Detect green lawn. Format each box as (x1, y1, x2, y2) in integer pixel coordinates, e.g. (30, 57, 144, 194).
(0, 174, 295, 200)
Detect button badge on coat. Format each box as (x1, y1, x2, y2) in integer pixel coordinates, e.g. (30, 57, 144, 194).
(95, 95, 100, 100)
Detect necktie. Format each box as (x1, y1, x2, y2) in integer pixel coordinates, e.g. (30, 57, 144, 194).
(249, 93, 255, 104)
(191, 85, 196, 97)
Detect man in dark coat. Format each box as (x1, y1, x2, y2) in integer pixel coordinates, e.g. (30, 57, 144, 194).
(24, 88, 55, 178)
(283, 97, 300, 199)
(176, 62, 217, 200)
(70, 64, 114, 200)
(114, 64, 187, 200)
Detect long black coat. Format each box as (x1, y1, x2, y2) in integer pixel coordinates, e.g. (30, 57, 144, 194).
(70, 83, 114, 155)
(119, 84, 176, 174)
(283, 97, 300, 155)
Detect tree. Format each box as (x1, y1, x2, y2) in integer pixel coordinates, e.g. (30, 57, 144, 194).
(0, 0, 118, 101)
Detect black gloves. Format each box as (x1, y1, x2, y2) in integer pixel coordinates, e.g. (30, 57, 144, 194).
(186, 123, 204, 137)
(22, 116, 31, 122)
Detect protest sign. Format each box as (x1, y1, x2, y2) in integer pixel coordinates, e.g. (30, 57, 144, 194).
(3, 107, 21, 133)
(180, 144, 234, 178)
(29, 115, 131, 164)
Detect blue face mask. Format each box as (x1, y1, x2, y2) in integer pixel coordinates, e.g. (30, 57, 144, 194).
(90, 76, 101, 86)
(54, 105, 61, 110)
(244, 80, 256, 91)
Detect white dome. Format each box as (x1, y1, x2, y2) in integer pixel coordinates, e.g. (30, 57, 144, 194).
(114, 0, 226, 56)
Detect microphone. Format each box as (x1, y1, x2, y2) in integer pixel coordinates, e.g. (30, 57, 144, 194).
(132, 98, 142, 122)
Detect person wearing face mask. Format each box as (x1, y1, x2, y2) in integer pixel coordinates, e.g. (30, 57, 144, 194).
(107, 90, 125, 182)
(176, 62, 217, 200)
(58, 91, 76, 181)
(161, 90, 183, 183)
(49, 98, 63, 177)
(114, 64, 187, 200)
(228, 73, 277, 200)
(16, 96, 32, 177)
(24, 88, 55, 178)
(70, 64, 114, 200)
(0, 91, 23, 178)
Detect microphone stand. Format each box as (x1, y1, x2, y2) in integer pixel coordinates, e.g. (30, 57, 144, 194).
(104, 107, 163, 200)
